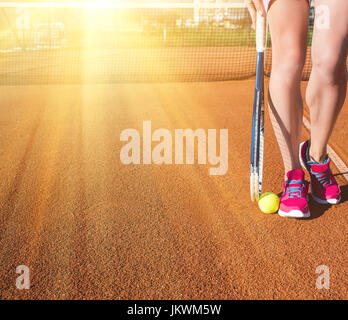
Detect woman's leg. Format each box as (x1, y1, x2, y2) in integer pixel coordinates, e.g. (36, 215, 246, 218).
(267, 0, 309, 175)
(306, 0, 348, 163)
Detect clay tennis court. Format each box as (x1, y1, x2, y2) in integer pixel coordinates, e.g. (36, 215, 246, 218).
(0, 77, 347, 300)
(0, 1, 347, 301)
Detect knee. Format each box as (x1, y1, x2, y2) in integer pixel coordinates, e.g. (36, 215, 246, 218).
(312, 45, 346, 83)
(272, 48, 306, 82)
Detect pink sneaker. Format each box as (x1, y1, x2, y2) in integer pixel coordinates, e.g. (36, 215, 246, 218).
(299, 140, 341, 204)
(278, 169, 310, 218)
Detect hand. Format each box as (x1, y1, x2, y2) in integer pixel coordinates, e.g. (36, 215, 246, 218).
(245, 0, 267, 29)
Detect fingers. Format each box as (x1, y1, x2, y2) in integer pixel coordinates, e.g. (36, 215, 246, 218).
(245, 0, 257, 29)
(245, 0, 266, 29)
(253, 0, 267, 17)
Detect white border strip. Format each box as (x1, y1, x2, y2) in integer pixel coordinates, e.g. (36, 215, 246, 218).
(303, 116, 348, 182)
(0, 2, 247, 9)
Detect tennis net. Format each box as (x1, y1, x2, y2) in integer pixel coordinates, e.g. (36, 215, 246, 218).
(0, 1, 316, 84)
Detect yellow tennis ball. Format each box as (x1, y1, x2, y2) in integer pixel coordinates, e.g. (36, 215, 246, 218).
(258, 192, 280, 214)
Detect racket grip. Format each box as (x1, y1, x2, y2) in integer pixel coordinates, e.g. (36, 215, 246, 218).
(256, 11, 267, 53)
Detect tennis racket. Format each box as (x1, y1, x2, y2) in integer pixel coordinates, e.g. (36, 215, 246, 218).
(250, 12, 266, 202)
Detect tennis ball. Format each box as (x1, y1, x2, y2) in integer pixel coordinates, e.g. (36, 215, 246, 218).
(258, 192, 280, 214)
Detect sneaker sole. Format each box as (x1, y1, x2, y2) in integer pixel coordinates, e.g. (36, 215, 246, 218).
(298, 142, 341, 205)
(278, 209, 311, 218)
(311, 193, 341, 205)
(278, 195, 311, 218)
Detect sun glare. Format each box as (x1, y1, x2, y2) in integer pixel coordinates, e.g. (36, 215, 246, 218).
(85, 1, 116, 9)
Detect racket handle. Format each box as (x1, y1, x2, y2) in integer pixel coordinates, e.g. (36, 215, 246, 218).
(256, 11, 267, 53)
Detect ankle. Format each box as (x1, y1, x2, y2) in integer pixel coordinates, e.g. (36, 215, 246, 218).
(309, 149, 328, 164)
(284, 167, 302, 179)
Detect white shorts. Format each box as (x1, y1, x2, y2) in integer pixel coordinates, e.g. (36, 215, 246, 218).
(263, 0, 311, 12)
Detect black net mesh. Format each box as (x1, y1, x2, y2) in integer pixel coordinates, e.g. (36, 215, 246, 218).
(0, 2, 344, 84)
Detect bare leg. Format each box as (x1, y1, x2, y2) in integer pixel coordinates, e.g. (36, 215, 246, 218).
(267, 0, 310, 175)
(306, 0, 348, 163)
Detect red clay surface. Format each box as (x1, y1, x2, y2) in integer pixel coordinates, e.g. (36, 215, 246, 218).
(0, 80, 347, 300)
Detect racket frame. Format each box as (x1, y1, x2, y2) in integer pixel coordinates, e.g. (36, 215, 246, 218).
(250, 12, 266, 202)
